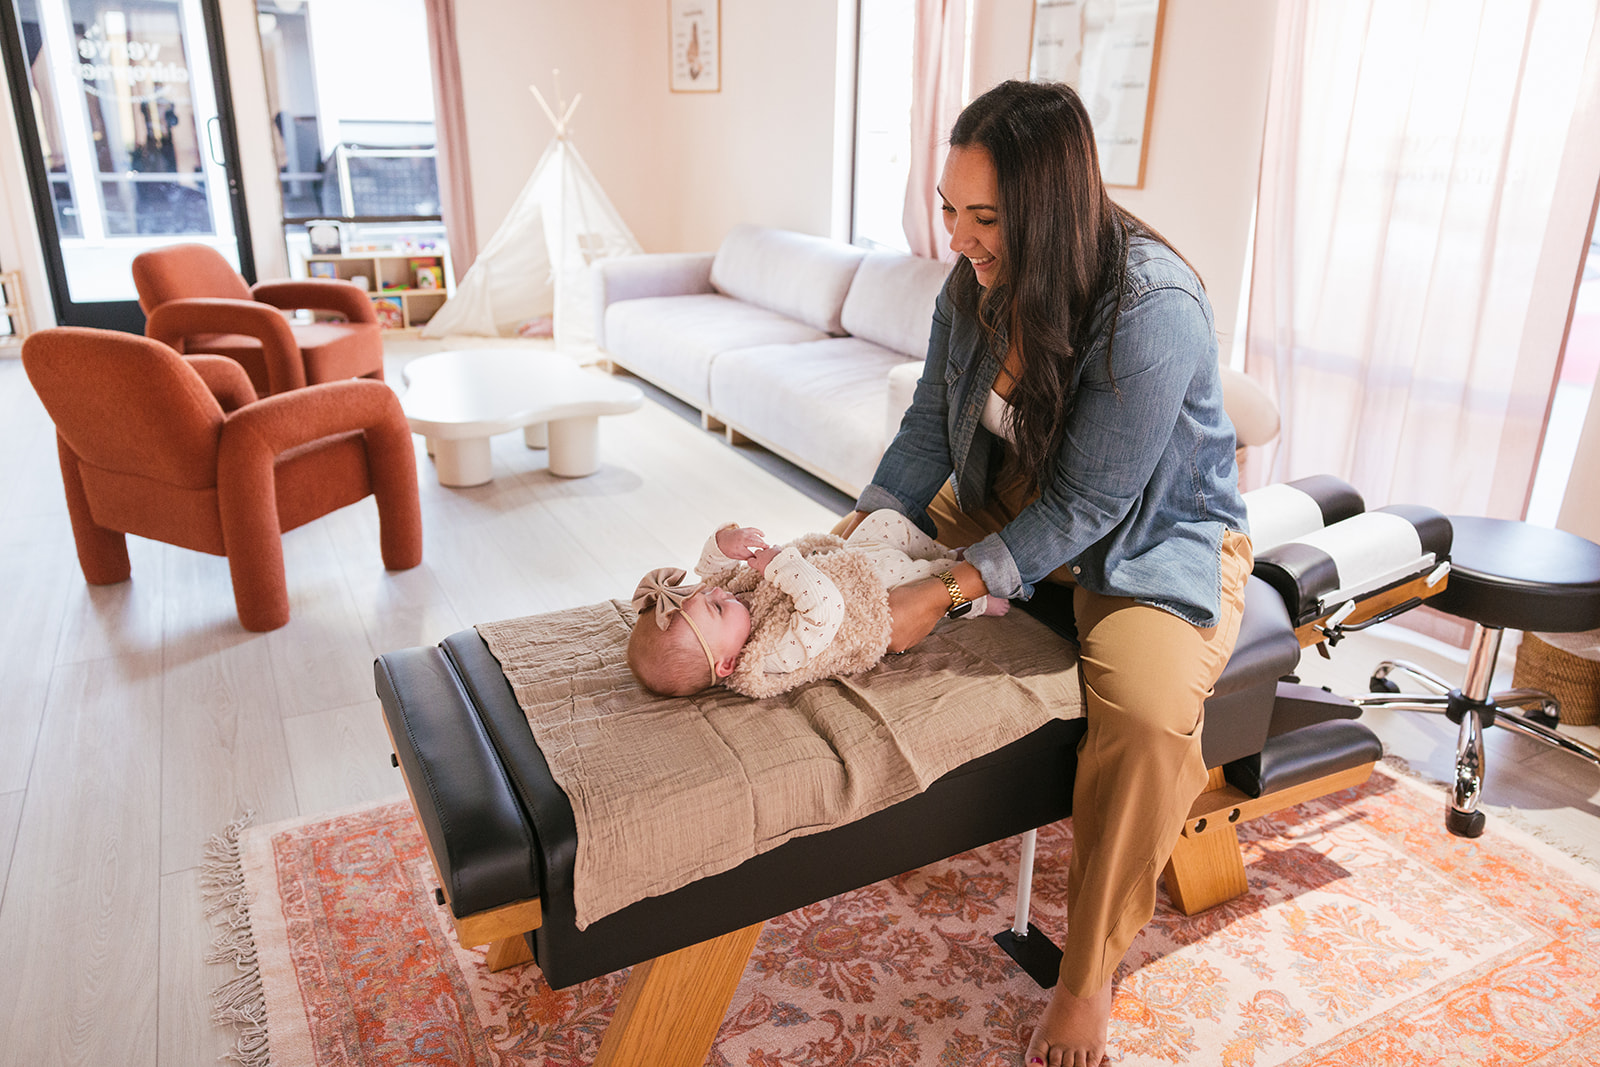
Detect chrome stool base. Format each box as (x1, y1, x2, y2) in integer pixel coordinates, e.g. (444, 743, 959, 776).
(1354, 624, 1600, 837)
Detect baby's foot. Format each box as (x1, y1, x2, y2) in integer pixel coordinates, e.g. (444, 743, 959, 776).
(1023, 978, 1112, 1067)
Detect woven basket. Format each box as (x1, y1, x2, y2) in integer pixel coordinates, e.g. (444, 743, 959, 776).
(1513, 630, 1600, 726)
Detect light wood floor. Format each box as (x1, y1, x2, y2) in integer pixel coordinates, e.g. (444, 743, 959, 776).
(0, 342, 1596, 1066)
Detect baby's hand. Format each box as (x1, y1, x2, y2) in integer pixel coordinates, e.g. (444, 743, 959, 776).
(748, 545, 782, 576)
(716, 525, 768, 561)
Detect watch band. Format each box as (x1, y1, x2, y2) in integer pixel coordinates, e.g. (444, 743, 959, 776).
(938, 570, 970, 616)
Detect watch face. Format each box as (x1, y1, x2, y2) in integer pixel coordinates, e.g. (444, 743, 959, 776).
(948, 600, 974, 619)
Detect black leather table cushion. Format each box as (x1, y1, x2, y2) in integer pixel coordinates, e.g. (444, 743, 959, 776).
(1429, 516, 1600, 632)
(375, 646, 543, 915)
(1224, 719, 1383, 797)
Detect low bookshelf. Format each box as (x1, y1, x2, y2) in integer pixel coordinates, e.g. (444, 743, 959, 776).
(304, 252, 451, 331)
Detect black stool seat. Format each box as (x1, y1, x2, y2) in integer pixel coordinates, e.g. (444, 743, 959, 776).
(1428, 516, 1600, 633)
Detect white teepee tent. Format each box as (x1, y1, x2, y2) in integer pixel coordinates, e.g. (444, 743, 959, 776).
(422, 83, 642, 349)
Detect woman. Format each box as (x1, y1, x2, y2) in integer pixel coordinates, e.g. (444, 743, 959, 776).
(841, 80, 1253, 1067)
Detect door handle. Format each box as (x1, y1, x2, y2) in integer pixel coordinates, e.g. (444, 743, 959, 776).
(206, 117, 225, 167)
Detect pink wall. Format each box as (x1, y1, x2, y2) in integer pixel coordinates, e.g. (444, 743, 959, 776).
(970, 0, 1278, 354)
(452, 0, 842, 256)
(0, 0, 1273, 337)
(451, 0, 1274, 334)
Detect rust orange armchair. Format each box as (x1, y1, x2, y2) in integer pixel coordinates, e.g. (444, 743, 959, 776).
(131, 242, 385, 397)
(23, 327, 422, 632)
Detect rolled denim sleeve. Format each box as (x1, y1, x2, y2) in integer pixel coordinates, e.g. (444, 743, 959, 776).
(967, 283, 1213, 599)
(855, 286, 959, 536)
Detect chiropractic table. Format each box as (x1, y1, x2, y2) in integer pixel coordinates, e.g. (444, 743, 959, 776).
(374, 476, 1451, 1067)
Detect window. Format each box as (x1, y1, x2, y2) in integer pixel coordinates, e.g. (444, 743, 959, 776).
(851, 0, 913, 252)
(1526, 234, 1600, 525)
(255, 0, 445, 268)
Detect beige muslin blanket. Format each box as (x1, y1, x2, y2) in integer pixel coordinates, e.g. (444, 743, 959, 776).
(476, 600, 1083, 929)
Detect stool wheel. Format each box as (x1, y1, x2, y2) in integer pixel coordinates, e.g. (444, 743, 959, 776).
(1369, 675, 1400, 694)
(1446, 806, 1486, 839)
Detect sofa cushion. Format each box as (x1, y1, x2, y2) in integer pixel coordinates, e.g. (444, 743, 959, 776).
(710, 225, 866, 336)
(605, 294, 829, 409)
(710, 338, 921, 495)
(839, 252, 951, 358)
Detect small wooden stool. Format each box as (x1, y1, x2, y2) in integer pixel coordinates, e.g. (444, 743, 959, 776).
(1515, 630, 1600, 726)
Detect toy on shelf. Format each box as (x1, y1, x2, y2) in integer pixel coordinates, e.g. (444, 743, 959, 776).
(410, 257, 443, 290)
(372, 296, 405, 330)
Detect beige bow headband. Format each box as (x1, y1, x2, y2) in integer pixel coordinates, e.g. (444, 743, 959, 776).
(632, 567, 718, 682)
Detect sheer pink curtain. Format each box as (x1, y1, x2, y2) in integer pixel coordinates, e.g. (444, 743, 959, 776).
(1246, 0, 1600, 519)
(425, 0, 477, 283)
(903, 0, 967, 259)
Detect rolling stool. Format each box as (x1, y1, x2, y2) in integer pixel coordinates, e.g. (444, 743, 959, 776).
(1355, 517, 1600, 837)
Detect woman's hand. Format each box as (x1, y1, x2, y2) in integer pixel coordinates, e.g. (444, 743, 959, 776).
(715, 525, 768, 561)
(885, 561, 988, 653)
(834, 510, 870, 539)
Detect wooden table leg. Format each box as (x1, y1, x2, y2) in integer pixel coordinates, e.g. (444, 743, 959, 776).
(593, 922, 765, 1067)
(1163, 821, 1248, 915)
(485, 935, 535, 972)
(1163, 761, 1377, 915)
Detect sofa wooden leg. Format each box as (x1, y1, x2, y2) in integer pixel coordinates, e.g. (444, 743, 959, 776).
(1163, 821, 1248, 915)
(701, 411, 726, 433)
(594, 921, 765, 1067)
(724, 425, 752, 446)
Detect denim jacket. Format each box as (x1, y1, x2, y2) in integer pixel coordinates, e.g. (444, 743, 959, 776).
(855, 237, 1249, 627)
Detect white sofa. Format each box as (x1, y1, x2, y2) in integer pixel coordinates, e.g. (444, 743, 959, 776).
(594, 225, 950, 496)
(595, 224, 1281, 497)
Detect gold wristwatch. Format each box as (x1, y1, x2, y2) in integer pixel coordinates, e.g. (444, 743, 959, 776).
(938, 570, 972, 617)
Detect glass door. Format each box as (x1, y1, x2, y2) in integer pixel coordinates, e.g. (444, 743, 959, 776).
(0, 0, 253, 331)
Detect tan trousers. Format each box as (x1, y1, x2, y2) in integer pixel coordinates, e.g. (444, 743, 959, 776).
(925, 480, 1253, 996)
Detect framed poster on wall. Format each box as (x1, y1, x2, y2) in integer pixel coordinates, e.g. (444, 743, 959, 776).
(1029, 0, 1166, 188)
(670, 0, 720, 93)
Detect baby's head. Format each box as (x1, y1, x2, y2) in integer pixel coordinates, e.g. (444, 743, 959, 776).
(628, 569, 752, 696)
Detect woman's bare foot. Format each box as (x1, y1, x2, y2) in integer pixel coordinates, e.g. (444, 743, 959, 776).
(1023, 978, 1113, 1067)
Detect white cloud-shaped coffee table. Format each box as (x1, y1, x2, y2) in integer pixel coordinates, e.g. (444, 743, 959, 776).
(401, 349, 644, 486)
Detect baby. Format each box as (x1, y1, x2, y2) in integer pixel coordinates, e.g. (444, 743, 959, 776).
(627, 509, 1007, 699)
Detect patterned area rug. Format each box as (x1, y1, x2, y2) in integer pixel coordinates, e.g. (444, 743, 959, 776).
(208, 768, 1600, 1066)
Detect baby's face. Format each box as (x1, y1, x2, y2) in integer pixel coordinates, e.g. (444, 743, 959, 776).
(681, 586, 752, 669)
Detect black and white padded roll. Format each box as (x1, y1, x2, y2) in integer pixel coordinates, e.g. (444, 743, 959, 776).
(1243, 475, 1366, 554)
(1252, 505, 1452, 626)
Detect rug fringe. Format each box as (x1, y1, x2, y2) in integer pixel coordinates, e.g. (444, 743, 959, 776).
(201, 811, 272, 1067)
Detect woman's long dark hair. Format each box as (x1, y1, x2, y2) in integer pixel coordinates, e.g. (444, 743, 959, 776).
(947, 79, 1192, 493)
